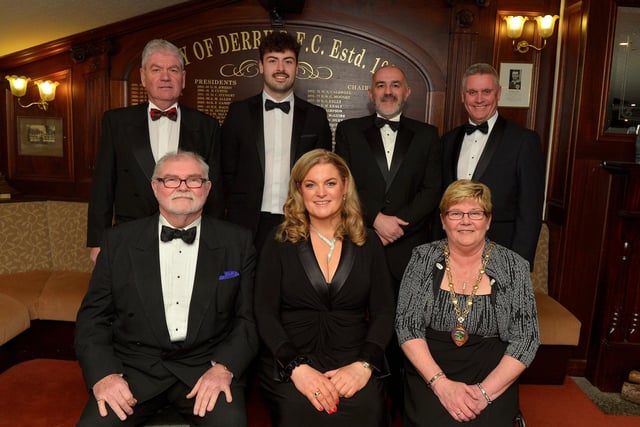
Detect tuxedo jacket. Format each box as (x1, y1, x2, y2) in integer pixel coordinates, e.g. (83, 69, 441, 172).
(75, 214, 257, 402)
(221, 93, 332, 233)
(335, 114, 442, 283)
(441, 115, 545, 268)
(86, 103, 224, 247)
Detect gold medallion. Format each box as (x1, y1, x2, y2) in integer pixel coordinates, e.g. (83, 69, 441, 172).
(451, 324, 469, 346)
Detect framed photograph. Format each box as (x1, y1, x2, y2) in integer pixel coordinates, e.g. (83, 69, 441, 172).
(17, 116, 64, 157)
(498, 63, 533, 108)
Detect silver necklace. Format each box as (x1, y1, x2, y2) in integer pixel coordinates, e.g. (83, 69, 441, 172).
(312, 226, 337, 262)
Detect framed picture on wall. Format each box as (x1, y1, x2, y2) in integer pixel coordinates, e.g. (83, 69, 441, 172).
(17, 116, 64, 157)
(498, 62, 533, 108)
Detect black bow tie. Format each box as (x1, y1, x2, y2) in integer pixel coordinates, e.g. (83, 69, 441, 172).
(265, 99, 291, 113)
(150, 107, 178, 121)
(375, 117, 400, 132)
(464, 121, 489, 135)
(160, 225, 197, 244)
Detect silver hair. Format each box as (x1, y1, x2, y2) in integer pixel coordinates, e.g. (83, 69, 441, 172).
(141, 39, 184, 69)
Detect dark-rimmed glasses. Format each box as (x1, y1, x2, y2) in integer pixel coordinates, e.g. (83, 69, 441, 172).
(155, 177, 208, 189)
(445, 210, 486, 221)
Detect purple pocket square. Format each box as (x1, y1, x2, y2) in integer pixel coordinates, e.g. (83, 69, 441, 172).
(219, 271, 240, 280)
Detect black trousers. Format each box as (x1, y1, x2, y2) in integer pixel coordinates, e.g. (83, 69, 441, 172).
(77, 380, 247, 427)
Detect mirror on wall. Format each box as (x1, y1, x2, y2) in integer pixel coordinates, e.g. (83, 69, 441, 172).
(606, 6, 640, 134)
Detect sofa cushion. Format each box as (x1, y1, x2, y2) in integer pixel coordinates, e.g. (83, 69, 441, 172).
(535, 292, 581, 346)
(0, 270, 50, 319)
(0, 293, 30, 345)
(38, 271, 91, 321)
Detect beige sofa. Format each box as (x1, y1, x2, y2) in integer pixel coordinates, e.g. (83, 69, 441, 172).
(0, 201, 93, 356)
(523, 223, 582, 383)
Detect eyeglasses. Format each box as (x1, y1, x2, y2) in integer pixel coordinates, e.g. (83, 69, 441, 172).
(155, 177, 208, 188)
(445, 210, 486, 221)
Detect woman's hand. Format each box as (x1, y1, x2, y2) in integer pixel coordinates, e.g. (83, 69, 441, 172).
(290, 364, 339, 414)
(324, 362, 372, 398)
(431, 377, 485, 422)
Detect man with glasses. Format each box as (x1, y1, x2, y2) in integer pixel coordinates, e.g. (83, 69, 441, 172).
(76, 151, 256, 427)
(441, 63, 545, 269)
(87, 38, 224, 263)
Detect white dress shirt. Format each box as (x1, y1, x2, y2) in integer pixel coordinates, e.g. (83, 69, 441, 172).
(261, 92, 294, 214)
(457, 112, 498, 179)
(158, 215, 200, 342)
(148, 102, 180, 162)
(378, 113, 401, 169)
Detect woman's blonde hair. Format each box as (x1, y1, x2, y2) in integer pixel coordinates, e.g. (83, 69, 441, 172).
(276, 149, 367, 246)
(439, 179, 493, 215)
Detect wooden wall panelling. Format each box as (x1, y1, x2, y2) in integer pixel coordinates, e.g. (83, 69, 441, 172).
(546, 1, 585, 302)
(556, 159, 612, 359)
(104, 2, 450, 135)
(587, 162, 640, 391)
(5, 65, 74, 196)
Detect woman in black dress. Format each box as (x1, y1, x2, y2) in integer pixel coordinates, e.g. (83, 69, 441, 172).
(254, 149, 395, 427)
(395, 180, 539, 426)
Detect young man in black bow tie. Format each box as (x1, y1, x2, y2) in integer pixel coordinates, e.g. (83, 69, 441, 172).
(76, 151, 257, 427)
(440, 62, 545, 269)
(87, 39, 224, 263)
(221, 31, 332, 252)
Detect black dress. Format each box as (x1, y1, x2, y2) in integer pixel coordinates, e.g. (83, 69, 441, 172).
(254, 230, 395, 427)
(403, 290, 519, 427)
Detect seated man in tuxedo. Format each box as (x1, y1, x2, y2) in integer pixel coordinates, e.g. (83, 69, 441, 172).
(75, 151, 257, 427)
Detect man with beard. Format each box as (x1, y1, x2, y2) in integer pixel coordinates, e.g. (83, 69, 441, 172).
(75, 151, 257, 427)
(222, 31, 332, 251)
(335, 65, 442, 290)
(335, 65, 442, 416)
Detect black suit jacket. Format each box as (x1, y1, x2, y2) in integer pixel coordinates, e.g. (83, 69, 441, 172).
(335, 114, 442, 282)
(86, 103, 224, 247)
(75, 214, 257, 402)
(221, 93, 332, 233)
(441, 115, 545, 268)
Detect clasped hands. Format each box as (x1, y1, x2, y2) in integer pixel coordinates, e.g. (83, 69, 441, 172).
(431, 377, 489, 422)
(291, 362, 372, 414)
(374, 213, 408, 246)
(92, 364, 233, 420)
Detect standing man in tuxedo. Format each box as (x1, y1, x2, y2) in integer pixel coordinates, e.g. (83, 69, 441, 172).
(75, 151, 257, 427)
(222, 31, 332, 251)
(87, 38, 223, 263)
(335, 64, 442, 288)
(441, 62, 545, 269)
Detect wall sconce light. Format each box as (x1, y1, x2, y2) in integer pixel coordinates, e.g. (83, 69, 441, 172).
(504, 15, 559, 54)
(5, 75, 59, 111)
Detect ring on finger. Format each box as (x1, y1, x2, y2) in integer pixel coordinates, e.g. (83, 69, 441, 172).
(314, 390, 321, 398)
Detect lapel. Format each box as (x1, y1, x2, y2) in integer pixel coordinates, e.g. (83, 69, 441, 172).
(387, 118, 413, 190)
(450, 127, 465, 180)
(364, 117, 391, 184)
(184, 217, 224, 346)
(296, 238, 356, 309)
(250, 95, 266, 174)
(129, 215, 172, 346)
(130, 103, 156, 181)
(473, 115, 506, 180)
(290, 96, 308, 167)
